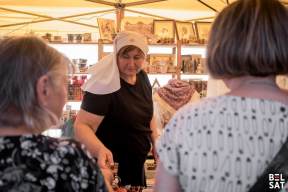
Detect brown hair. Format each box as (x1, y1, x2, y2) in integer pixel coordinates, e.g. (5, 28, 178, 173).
(117, 45, 145, 58)
(0, 36, 73, 132)
(207, 0, 288, 79)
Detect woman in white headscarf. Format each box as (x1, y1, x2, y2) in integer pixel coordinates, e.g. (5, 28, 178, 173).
(74, 31, 158, 187)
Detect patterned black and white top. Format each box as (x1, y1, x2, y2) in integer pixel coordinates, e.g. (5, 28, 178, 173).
(0, 134, 108, 192)
(156, 95, 288, 192)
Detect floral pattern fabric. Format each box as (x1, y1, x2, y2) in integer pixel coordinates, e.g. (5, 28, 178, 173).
(0, 134, 108, 192)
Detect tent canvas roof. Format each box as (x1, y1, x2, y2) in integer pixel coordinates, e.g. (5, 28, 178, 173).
(0, 0, 287, 38)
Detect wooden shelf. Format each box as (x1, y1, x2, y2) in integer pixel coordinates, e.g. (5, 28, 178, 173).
(74, 72, 176, 75)
(67, 100, 82, 102)
(48, 41, 206, 47)
(101, 43, 178, 48)
(181, 44, 207, 47)
(147, 72, 176, 75)
(49, 41, 98, 44)
(74, 72, 89, 75)
(68, 39, 207, 80)
(181, 73, 208, 75)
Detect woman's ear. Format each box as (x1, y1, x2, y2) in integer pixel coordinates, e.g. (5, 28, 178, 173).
(36, 75, 50, 106)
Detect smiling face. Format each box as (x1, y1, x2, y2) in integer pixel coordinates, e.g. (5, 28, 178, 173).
(117, 46, 145, 78)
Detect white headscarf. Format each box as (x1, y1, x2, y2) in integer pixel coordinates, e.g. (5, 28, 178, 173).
(81, 31, 148, 94)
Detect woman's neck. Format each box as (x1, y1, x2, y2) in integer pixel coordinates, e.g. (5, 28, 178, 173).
(120, 74, 137, 85)
(223, 75, 288, 104)
(223, 75, 278, 90)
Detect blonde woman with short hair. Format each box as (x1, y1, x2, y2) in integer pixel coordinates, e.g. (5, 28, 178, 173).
(0, 36, 113, 192)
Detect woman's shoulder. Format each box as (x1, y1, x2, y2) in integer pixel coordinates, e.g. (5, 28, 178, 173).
(29, 135, 94, 160)
(10, 135, 107, 191)
(85, 90, 114, 97)
(138, 69, 148, 78)
(138, 69, 151, 85)
(180, 94, 288, 117)
(179, 95, 227, 114)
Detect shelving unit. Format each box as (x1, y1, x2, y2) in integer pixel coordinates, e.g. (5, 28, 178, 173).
(48, 37, 209, 139)
(181, 73, 208, 75)
(50, 40, 209, 99)
(49, 41, 98, 44)
(96, 39, 207, 80)
(73, 71, 177, 76)
(146, 73, 176, 75)
(74, 72, 89, 75)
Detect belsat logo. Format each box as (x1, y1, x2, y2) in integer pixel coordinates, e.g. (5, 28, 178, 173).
(269, 174, 285, 189)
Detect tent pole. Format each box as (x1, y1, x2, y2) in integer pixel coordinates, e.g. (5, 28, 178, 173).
(0, 19, 98, 29)
(115, 8, 125, 32)
(185, 16, 214, 22)
(197, 0, 217, 12)
(125, 9, 180, 21)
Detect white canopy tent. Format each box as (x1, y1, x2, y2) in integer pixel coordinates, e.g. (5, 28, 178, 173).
(1, 0, 287, 96)
(0, 0, 234, 37)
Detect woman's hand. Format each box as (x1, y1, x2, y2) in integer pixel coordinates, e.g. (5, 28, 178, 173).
(150, 115, 159, 165)
(152, 145, 158, 164)
(97, 147, 115, 170)
(100, 168, 114, 192)
(100, 168, 114, 184)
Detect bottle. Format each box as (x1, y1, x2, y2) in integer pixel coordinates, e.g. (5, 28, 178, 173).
(184, 60, 189, 73)
(73, 76, 81, 100)
(67, 83, 74, 100)
(80, 76, 87, 100)
(194, 60, 197, 73)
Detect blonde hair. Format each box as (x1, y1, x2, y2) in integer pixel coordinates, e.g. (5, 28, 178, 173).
(0, 36, 73, 132)
(207, 0, 288, 79)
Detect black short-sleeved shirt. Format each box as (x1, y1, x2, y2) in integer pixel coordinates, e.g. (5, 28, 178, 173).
(81, 70, 153, 166)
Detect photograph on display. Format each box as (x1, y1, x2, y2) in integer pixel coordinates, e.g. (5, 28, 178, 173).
(195, 22, 212, 43)
(181, 55, 192, 64)
(153, 20, 175, 39)
(191, 54, 202, 63)
(189, 34, 198, 44)
(200, 90, 207, 98)
(150, 54, 175, 66)
(175, 22, 195, 40)
(121, 17, 154, 35)
(201, 81, 207, 90)
(190, 80, 202, 93)
(181, 55, 193, 73)
(97, 18, 117, 41)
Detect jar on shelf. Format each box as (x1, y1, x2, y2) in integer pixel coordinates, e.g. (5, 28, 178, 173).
(167, 66, 176, 73)
(159, 65, 168, 73)
(67, 34, 74, 42)
(148, 65, 156, 73)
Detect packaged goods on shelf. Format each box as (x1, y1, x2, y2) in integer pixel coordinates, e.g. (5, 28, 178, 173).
(144, 159, 156, 179)
(66, 105, 72, 111)
(67, 84, 74, 100)
(67, 75, 87, 101)
(74, 84, 81, 100)
(62, 110, 70, 124)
